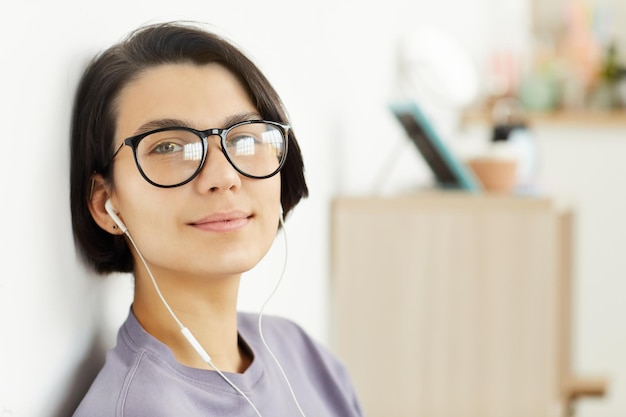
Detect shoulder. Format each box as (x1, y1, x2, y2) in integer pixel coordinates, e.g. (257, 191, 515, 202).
(72, 344, 143, 417)
(73, 311, 185, 417)
(238, 312, 347, 377)
(237, 312, 365, 416)
(238, 312, 313, 347)
(74, 347, 202, 417)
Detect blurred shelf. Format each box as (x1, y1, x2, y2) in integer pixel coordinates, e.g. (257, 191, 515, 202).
(462, 107, 626, 128)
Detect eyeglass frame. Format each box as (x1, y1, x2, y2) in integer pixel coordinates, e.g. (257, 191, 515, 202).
(105, 119, 290, 188)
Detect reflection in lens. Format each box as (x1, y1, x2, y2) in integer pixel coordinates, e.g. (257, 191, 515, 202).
(235, 137, 255, 156)
(262, 128, 282, 150)
(184, 141, 203, 161)
(225, 123, 285, 177)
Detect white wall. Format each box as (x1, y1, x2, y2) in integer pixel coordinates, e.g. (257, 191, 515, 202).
(533, 124, 626, 417)
(0, 1, 623, 416)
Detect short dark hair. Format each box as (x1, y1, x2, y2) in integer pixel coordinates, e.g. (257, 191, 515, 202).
(70, 21, 308, 274)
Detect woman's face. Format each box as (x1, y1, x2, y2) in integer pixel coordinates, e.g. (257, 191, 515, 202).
(109, 63, 281, 280)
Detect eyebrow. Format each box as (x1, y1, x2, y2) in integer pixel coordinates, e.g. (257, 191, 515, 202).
(131, 112, 263, 136)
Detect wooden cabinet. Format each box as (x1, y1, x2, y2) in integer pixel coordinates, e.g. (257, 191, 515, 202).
(330, 193, 605, 417)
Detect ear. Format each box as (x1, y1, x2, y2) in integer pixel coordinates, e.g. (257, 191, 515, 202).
(88, 173, 120, 235)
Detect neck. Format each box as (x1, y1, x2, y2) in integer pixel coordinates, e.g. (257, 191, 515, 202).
(132, 268, 250, 373)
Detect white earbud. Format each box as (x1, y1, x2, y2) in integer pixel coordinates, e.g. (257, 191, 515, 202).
(105, 199, 128, 233)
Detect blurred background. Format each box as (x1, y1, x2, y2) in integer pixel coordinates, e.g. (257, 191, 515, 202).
(1, 0, 625, 416)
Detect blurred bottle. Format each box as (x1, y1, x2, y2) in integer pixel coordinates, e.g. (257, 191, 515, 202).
(491, 98, 539, 193)
(590, 41, 625, 109)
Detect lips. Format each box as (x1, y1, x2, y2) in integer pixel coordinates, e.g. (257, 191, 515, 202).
(189, 211, 251, 233)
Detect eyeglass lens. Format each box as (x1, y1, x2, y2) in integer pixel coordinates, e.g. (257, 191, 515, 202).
(134, 121, 286, 187)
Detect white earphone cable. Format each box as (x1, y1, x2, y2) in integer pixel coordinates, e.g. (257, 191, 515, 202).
(257, 214, 307, 417)
(121, 211, 306, 417)
(124, 230, 263, 417)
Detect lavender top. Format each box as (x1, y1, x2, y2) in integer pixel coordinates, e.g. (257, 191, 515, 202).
(73, 309, 363, 417)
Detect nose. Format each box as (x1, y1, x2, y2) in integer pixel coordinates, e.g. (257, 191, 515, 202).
(193, 135, 242, 193)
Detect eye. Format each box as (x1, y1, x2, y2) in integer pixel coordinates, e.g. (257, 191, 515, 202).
(140, 129, 198, 156)
(152, 141, 184, 154)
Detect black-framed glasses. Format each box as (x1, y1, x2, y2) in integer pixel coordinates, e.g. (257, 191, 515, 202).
(108, 120, 289, 188)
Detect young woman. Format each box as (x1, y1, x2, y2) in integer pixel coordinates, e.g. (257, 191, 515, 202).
(70, 21, 363, 417)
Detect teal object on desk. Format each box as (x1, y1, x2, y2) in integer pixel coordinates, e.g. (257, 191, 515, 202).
(389, 100, 482, 192)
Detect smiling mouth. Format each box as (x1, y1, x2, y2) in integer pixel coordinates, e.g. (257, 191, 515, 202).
(190, 214, 252, 232)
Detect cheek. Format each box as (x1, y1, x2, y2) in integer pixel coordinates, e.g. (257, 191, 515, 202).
(111, 158, 171, 227)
